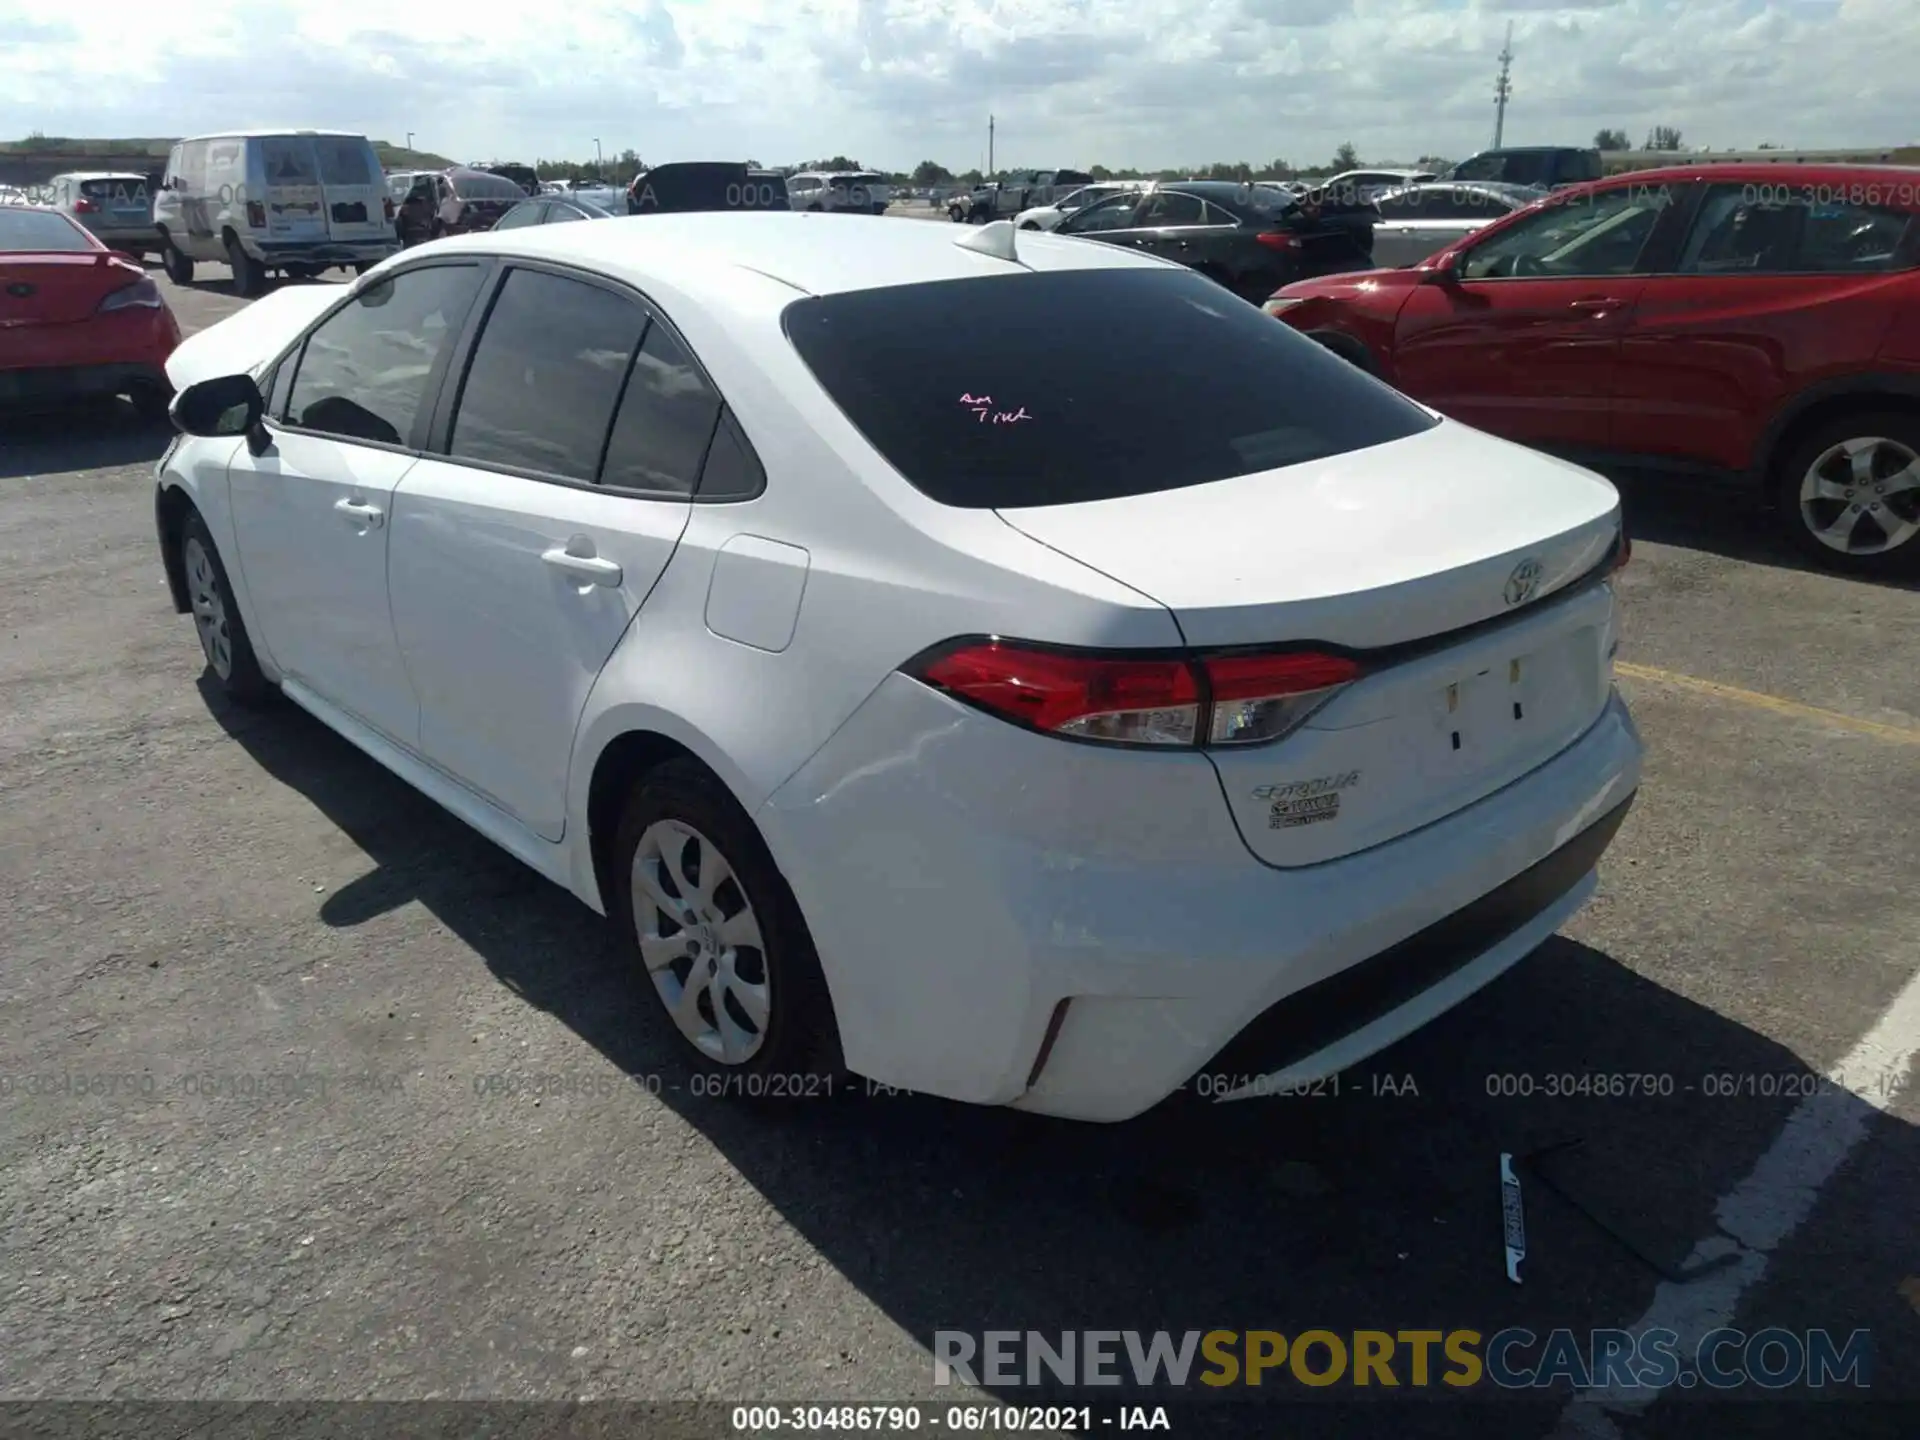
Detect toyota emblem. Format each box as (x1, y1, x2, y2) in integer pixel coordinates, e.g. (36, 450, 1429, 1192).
(1503, 559, 1543, 607)
(4, 283, 33, 298)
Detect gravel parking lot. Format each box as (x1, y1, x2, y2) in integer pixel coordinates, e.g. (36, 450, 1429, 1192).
(2, 262, 1917, 1435)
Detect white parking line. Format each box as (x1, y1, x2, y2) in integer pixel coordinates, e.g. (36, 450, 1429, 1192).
(1552, 963, 1920, 1437)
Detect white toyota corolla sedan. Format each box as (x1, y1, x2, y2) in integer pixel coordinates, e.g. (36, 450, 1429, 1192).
(154, 212, 1642, 1123)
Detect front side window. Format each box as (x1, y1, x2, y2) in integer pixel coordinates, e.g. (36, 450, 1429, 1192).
(1678, 184, 1915, 274)
(782, 267, 1438, 509)
(1462, 184, 1672, 279)
(285, 264, 488, 446)
(449, 268, 647, 482)
(599, 322, 723, 494)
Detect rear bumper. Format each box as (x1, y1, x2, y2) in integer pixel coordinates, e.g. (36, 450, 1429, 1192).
(760, 677, 1642, 1122)
(0, 360, 170, 406)
(247, 238, 399, 265)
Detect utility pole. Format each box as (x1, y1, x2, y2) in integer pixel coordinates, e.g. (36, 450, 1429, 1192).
(1492, 22, 1514, 148)
(988, 115, 995, 177)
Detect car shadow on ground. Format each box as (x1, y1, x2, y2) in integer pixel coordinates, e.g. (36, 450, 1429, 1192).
(1610, 471, 1919, 594)
(198, 682, 1918, 1436)
(0, 399, 171, 480)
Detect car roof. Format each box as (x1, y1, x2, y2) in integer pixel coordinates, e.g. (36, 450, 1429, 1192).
(1593, 161, 1920, 193)
(179, 129, 372, 141)
(52, 171, 150, 182)
(418, 210, 1175, 302)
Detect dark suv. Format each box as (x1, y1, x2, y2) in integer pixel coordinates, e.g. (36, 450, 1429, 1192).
(1442, 147, 1603, 190)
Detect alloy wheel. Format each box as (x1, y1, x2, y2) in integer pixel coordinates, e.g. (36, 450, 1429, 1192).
(183, 537, 232, 679)
(631, 820, 770, 1064)
(1797, 436, 1920, 557)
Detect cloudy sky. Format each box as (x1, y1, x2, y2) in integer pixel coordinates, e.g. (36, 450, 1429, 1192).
(1, 0, 1914, 172)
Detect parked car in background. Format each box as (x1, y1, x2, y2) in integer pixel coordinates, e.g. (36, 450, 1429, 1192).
(1266, 163, 1920, 575)
(1364, 181, 1543, 268)
(1055, 180, 1376, 302)
(1014, 181, 1144, 231)
(393, 177, 439, 247)
(431, 168, 528, 236)
(1309, 168, 1439, 205)
(491, 195, 618, 229)
(153, 210, 1638, 1122)
(154, 129, 398, 295)
(786, 170, 890, 214)
(484, 162, 541, 197)
(628, 163, 791, 215)
(40, 172, 160, 260)
(1440, 147, 1603, 191)
(0, 205, 179, 419)
(954, 169, 1096, 223)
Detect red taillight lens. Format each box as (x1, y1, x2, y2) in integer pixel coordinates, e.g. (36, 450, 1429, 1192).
(908, 640, 1360, 749)
(1202, 652, 1361, 746)
(914, 641, 1201, 746)
(73, 197, 97, 213)
(1255, 231, 1301, 252)
(97, 276, 163, 313)
(1613, 531, 1631, 572)
(384, 196, 395, 221)
(246, 201, 266, 229)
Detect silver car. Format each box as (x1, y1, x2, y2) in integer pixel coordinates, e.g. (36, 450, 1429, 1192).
(1366, 181, 1545, 268)
(41, 171, 160, 258)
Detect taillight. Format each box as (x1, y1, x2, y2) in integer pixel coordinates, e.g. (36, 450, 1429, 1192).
(384, 196, 395, 222)
(73, 197, 97, 214)
(1613, 530, 1631, 572)
(97, 276, 163, 313)
(1203, 651, 1361, 746)
(246, 201, 266, 228)
(1255, 231, 1302, 252)
(907, 639, 1360, 749)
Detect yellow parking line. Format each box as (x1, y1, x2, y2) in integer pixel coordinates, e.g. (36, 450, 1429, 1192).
(1615, 662, 1920, 746)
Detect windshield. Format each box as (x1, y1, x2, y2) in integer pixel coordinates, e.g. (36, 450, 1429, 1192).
(0, 207, 93, 251)
(782, 267, 1436, 509)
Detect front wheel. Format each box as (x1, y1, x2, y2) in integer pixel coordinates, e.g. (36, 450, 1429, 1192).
(1777, 412, 1920, 577)
(611, 760, 839, 1088)
(180, 511, 273, 705)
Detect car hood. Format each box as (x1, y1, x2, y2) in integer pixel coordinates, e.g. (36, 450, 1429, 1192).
(163, 283, 343, 391)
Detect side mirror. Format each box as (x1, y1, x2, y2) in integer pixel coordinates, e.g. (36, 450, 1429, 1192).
(1422, 251, 1464, 285)
(171, 373, 264, 438)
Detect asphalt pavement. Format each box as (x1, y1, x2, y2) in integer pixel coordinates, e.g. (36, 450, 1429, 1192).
(1, 261, 1916, 1437)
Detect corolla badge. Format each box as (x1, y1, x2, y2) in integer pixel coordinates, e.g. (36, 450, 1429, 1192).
(1503, 558, 1544, 608)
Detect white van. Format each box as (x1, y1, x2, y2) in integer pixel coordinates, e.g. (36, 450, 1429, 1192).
(152, 130, 399, 295)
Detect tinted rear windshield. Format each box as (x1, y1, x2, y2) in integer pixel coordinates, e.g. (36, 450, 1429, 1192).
(453, 173, 527, 200)
(0, 207, 92, 252)
(81, 177, 148, 203)
(633, 164, 791, 212)
(313, 138, 376, 186)
(783, 268, 1437, 508)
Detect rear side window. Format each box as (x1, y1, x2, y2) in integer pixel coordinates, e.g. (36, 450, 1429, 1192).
(599, 322, 723, 494)
(1678, 184, 1916, 274)
(0, 208, 92, 252)
(783, 268, 1438, 508)
(450, 268, 648, 482)
(313, 138, 375, 186)
(286, 264, 488, 446)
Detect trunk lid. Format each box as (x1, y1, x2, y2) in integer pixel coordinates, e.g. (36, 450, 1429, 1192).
(0, 253, 136, 328)
(996, 422, 1622, 866)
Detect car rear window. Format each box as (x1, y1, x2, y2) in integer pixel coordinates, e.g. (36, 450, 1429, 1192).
(0, 207, 92, 252)
(80, 177, 148, 203)
(632, 164, 790, 212)
(313, 138, 376, 186)
(783, 267, 1438, 508)
(453, 173, 527, 200)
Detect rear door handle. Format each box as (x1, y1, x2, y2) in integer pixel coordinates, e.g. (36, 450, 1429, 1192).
(333, 497, 384, 528)
(542, 541, 622, 588)
(1568, 297, 1626, 315)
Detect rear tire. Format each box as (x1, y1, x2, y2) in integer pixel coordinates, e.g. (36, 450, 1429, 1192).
(610, 759, 840, 1093)
(160, 236, 193, 284)
(1774, 410, 1920, 577)
(180, 511, 272, 706)
(224, 234, 266, 297)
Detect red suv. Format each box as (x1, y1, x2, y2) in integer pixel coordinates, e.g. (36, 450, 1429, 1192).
(1265, 164, 1920, 576)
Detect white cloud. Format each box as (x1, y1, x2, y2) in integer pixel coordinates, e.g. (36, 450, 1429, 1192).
(0, 0, 1913, 170)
